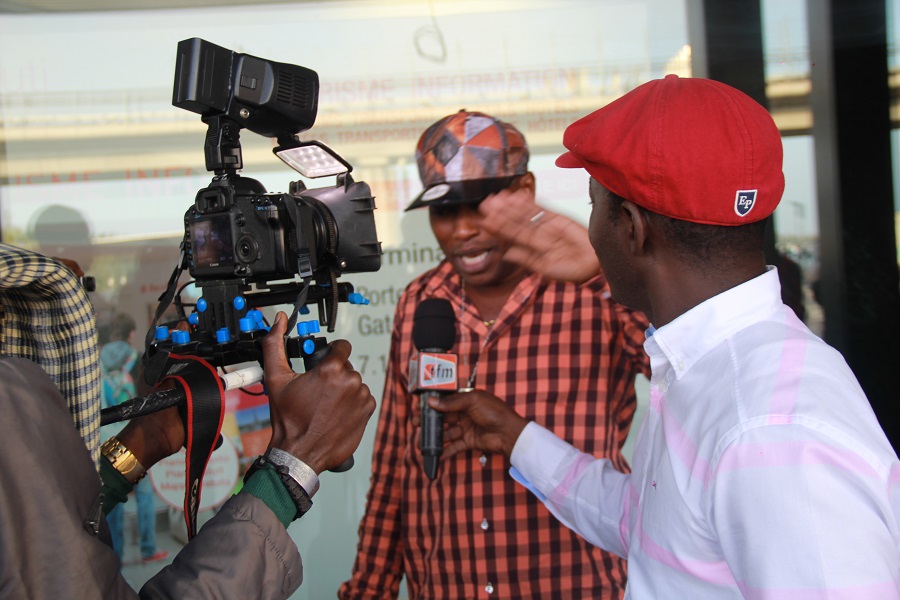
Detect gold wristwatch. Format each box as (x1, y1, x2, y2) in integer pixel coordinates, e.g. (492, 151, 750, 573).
(101, 437, 147, 484)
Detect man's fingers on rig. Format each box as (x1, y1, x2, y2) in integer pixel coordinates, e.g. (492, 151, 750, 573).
(261, 312, 292, 374)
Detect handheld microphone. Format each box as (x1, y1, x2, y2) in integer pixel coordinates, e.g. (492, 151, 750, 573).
(410, 298, 457, 480)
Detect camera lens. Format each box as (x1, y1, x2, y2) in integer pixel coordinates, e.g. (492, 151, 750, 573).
(236, 235, 258, 263)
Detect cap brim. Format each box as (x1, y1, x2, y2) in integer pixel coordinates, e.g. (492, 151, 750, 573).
(405, 176, 516, 211)
(555, 151, 584, 169)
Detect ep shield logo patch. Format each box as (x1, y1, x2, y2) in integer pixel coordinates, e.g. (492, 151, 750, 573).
(734, 189, 758, 218)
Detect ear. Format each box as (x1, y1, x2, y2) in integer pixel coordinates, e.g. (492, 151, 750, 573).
(514, 172, 536, 195)
(621, 200, 648, 256)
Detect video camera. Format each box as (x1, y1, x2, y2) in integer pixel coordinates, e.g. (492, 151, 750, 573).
(143, 38, 383, 381)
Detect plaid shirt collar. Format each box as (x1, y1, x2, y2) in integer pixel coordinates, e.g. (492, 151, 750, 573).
(0, 243, 101, 467)
(415, 260, 545, 331)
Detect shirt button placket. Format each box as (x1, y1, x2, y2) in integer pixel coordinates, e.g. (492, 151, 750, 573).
(479, 454, 492, 596)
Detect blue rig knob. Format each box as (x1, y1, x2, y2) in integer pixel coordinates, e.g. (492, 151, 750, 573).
(240, 310, 270, 333)
(171, 330, 191, 345)
(216, 327, 231, 343)
(247, 310, 268, 331)
(297, 320, 321, 355)
(297, 319, 321, 337)
(348, 292, 370, 305)
(188, 313, 200, 326)
(233, 296, 246, 310)
(155, 326, 170, 341)
(197, 298, 208, 313)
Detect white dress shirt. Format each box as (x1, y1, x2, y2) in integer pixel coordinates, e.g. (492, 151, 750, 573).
(511, 268, 900, 598)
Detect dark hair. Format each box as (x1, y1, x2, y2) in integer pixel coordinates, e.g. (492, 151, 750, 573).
(606, 190, 768, 269)
(108, 312, 136, 342)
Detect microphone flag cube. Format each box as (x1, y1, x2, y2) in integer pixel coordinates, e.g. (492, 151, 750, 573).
(409, 351, 458, 393)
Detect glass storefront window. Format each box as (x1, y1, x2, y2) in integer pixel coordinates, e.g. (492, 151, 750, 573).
(0, 2, 687, 596)
(761, 0, 822, 333)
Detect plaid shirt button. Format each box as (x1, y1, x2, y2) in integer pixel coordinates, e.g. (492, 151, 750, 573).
(485, 583, 494, 594)
(481, 518, 489, 530)
(479, 454, 487, 466)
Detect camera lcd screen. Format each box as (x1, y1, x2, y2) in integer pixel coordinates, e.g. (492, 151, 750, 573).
(191, 215, 235, 268)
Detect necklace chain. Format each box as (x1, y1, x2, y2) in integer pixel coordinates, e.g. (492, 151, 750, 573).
(460, 286, 494, 388)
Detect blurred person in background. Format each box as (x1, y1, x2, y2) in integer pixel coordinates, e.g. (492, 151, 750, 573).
(100, 311, 168, 565)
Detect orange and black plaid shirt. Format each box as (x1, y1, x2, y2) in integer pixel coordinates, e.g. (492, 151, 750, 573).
(340, 261, 650, 599)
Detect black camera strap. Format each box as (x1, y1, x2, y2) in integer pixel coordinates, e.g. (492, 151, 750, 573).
(284, 194, 343, 331)
(284, 279, 310, 340)
(283, 197, 314, 279)
(160, 353, 225, 540)
(144, 247, 187, 352)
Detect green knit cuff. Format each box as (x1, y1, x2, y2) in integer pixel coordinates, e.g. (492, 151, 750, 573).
(242, 462, 297, 527)
(99, 456, 133, 515)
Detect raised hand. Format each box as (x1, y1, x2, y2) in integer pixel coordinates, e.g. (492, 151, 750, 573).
(479, 188, 601, 283)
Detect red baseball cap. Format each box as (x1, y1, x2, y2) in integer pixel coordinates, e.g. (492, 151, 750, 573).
(406, 110, 529, 211)
(556, 75, 784, 225)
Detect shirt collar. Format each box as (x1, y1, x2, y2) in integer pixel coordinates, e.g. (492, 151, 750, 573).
(418, 260, 544, 316)
(644, 267, 783, 381)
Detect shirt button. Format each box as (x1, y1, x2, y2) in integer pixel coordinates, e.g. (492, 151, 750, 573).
(479, 454, 487, 467)
(485, 582, 494, 595)
(481, 518, 489, 531)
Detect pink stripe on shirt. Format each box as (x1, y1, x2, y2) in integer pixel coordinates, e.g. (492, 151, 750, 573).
(633, 509, 738, 586)
(548, 454, 595, 508)
(767, 324, 808, 423)
(715, 439, 883, 481)
(658, 392, 712, 486)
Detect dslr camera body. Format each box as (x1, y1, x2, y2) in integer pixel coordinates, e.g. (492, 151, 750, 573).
(145, 38, 382, 375)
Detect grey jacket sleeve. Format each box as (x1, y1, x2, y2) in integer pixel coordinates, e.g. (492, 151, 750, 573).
(140, 492, 303, 600)
(0, 357, 138, 599)
(0, 356, 302, 600)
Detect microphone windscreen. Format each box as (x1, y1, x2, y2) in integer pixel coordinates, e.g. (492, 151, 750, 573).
(413, 298, 456, 351)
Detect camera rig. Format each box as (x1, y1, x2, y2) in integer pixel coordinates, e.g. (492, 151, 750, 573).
(97, 38, 381, 530)
(143, 38, 383, 383)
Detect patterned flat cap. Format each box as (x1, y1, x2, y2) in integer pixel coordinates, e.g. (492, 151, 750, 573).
(406, 110, 529, 211)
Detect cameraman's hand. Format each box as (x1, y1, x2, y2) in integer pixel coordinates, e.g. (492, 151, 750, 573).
(262, 311, 376, 474)
(427, 390, 528, 459)
(479, 189, 601, 283)
(117, 407, 185, 470)
(115, 320, 193, 469)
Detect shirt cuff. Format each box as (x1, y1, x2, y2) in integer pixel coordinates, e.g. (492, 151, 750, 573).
(100, 455, 133, 515)
(242, 463, 298, 527)
(509, 421, 580, 500)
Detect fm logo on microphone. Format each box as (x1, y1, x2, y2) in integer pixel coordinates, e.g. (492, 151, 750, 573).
(424, 362, 453, 382)
(417, 352, 458, 391)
